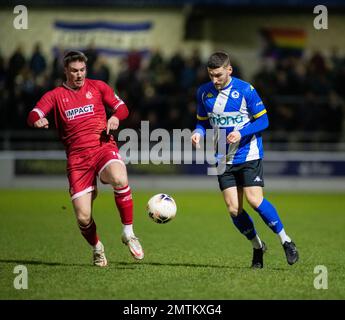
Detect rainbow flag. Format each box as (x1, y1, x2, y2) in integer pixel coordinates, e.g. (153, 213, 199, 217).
(260, 28, 307, 58)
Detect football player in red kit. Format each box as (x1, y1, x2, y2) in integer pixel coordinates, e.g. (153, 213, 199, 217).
(27, 50, 143, 266)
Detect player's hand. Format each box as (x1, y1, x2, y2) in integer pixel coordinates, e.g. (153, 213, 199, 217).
(191, 132, 201, 149)
(107, 116, 120, 134)
(33, 117, 49, 129)
(227, 131, 241, 144)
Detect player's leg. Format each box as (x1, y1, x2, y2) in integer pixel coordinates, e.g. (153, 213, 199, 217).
(222, 186, 262, 247)
(219, 163, 267, 269)
(100, 160, 144, 260)
(222, 187, 266, 268)
(72, 191, 107, 267)
(244, 186, 299, 265)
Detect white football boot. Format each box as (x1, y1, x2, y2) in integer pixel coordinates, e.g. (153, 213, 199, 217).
(121, 234, 144, 260)
(93, 241, 108, 267)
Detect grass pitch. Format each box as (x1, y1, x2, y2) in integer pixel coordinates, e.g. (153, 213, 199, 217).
(0, 189, 344, 300)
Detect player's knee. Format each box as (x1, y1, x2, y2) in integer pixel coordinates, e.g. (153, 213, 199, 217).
(246, 195, 262, 209)
(227, 205, 240, 217)
(75, 209, 92, 226)
(109, 173, 128, 188)
(77, 215, 92, 226)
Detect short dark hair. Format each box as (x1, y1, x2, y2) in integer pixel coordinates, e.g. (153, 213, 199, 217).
(63, 50, 88, 67)
(207, 51, 230, 69)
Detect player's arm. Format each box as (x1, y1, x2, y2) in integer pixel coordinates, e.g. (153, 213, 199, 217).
(27, 91, 55, 129)
(192, 88, 210, 148)
(98, 81, 129, 133)
(227, 85, 269, 144)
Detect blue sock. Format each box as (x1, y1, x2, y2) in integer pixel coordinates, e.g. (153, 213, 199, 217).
(231, 210, 257, 240)
(255, 198, 283, 234)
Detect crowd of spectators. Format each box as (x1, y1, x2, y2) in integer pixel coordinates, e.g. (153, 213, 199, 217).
(0, 43, 344, 144)
(254, 48, 345, 142)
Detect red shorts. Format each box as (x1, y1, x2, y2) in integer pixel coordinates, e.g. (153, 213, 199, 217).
(67, 142, 124, 200)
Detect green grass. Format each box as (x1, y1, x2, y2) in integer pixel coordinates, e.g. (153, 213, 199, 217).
(0, 190, 344, 300)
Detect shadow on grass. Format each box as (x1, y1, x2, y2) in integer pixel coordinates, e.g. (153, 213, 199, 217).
(115, 261, 294, 271)
(0, 258, 291, 271)
(115, 260, 245, 270)
(0, 258, 90, 267)
(0, 258, 244, 270)
(0, 258, 134, 269)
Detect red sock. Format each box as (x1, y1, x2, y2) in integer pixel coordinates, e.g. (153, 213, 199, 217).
(114, 185, 133, 225)
(78, 218, 99, 246)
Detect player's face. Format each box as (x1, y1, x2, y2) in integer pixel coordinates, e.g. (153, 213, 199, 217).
(208, 65, 232, 90)
(65, 61, 87, 88)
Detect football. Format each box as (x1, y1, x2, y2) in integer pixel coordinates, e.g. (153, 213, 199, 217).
(147, 193, 177, 224)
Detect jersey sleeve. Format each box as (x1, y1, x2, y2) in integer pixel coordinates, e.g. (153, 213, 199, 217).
(97, 80, 125, 112)
(195, 87, 210, 136)
(196, 87, 209, 120)
(239, 113, 269, 137)
(97, 80, 129, 120)
(27, 90, 56, 126)
(244, 84, 267, 119)
(35, 91, 56, 117)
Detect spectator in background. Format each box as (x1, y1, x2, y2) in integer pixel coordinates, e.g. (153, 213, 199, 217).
(169, 50, 185, 83)
(6, 45, 26, 127)
(51, 46, 65, 83)
(84, 42, 98, 77)
(148, 47, 164, 72)
(126, 49, 142, 73)
(7, 45, 26, 90)
(30, 43, 47, 77)
(89, 56, 110, 83)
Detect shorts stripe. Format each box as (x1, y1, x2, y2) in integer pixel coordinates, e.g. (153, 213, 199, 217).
(71, 186, 95, 201)
(98, 159, 125, 178)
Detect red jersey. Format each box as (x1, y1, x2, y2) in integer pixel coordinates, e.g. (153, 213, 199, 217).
(28, 79, 128, 155)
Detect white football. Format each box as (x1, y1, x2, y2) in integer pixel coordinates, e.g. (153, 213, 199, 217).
(147, 193, 177, 224)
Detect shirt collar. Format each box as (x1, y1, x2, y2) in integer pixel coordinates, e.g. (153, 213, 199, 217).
(62, 81, 84, 92)
(220, 77, 233, 91)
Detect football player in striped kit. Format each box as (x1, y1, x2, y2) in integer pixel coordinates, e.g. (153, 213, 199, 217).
(191, 51, 298, 268)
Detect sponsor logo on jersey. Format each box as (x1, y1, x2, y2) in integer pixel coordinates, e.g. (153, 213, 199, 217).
(206, 92, 214, 98)
(231, 90, 240, 99)
(65, 104, 94, 120)
(86, 91, 93, 99)
(208, 112, 245, 127)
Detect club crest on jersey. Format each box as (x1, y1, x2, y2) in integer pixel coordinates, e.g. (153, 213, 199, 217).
(65, 104, 94, 120)
(231, 90, 240, 99)
(86, 91, 93, 99)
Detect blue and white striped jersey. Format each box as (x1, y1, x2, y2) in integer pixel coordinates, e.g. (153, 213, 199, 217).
(196, 77, 267, 165)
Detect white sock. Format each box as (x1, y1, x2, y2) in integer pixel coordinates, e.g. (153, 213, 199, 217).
(123, 224, 134, 237)
(251, 235, 263, 249)
(278, 228, 291, 244)
(93, 240, 103, 251)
